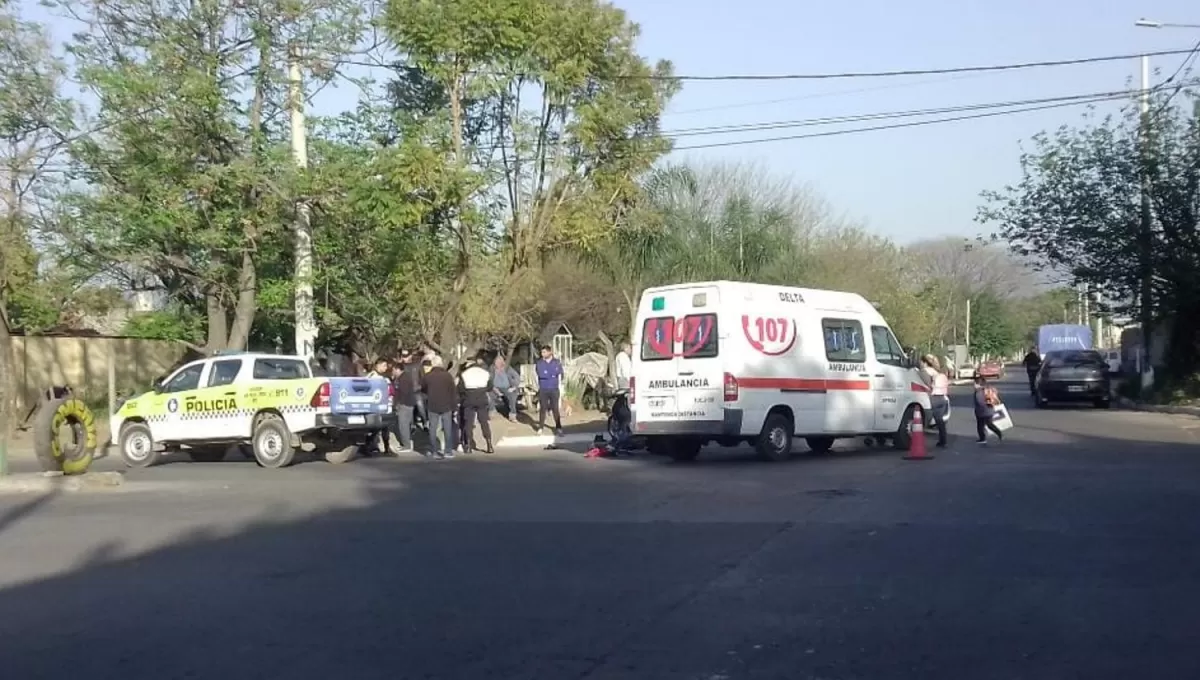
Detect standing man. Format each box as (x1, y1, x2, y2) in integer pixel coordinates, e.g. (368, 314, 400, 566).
(534, 344, 564, 436)
(391, 351, 419, 455)
(1022, 347, 1042, 395)
(420, 355, 458, 459)
(491, 355, 520, 422)
(364, 357, 392, 455)
(614, 342, 632, 390)
(459, 356, 495, 453)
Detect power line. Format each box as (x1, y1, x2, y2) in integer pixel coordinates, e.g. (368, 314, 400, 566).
(1152, 37, 1200, 114)
(667, 71, 1002, 116)
(345, 47, 1200, 83)
(662, 85, 1169, 138)
(668, 88, 1158, 152)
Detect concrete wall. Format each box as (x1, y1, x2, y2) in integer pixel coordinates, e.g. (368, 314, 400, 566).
(8, 336, 188, 417)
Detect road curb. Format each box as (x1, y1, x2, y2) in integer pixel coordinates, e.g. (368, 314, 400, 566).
(0, 471, 126, 494)
(495, 432, 602, 448)
(1116, 396, 1200, 417)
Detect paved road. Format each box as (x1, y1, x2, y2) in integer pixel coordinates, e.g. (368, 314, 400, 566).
(2, 376, 1199, 679)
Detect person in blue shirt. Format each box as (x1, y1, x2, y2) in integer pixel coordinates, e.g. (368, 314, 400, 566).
(534, 345, 564, 436)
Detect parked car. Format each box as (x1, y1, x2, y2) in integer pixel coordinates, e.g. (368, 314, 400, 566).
(1034, 350, 1112, 409)
(977, 360, 1005, 380)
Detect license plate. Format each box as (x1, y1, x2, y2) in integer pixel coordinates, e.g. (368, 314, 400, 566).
(346, 415, 365, 424)
(1067, 386, 1085, 392)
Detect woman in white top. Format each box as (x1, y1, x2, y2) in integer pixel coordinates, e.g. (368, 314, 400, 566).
(921, 354, 950, 448)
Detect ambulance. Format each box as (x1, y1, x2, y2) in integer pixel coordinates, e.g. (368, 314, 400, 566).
(630, 281, 933, 461)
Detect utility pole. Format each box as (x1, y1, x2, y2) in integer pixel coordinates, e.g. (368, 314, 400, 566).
(964, 298, 971, 355)
(288, 42, 317, 359)
(1137, 54, 1155, 387)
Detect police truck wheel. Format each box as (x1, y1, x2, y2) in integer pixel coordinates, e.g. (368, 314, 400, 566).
(119, 422, 160, 468)
(805, 436, 834, 454)
(251, 414, 296, 469)
(756, 412, 794, 462)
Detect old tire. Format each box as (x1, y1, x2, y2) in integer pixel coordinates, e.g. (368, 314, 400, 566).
(323, 444, 359, 465)
(118, 422, 160, 468)
(805, 436, 835, 454)
(251, 414, 296, 469)
(756, 412, 794, 462)
(33, 397, 98, 475)
(187, 447, 226, 463)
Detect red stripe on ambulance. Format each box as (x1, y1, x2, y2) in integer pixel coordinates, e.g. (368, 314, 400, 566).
(738, 377, 871, 391)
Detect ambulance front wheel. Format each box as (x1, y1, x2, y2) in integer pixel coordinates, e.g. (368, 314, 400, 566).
(892, 406, 916, 451)
(756, 412, 794, 462)
(251, 414, 296, 469)
(119, 422, 161, 468)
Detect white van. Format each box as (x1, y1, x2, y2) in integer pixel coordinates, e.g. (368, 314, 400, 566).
(630, 281, 934, 461)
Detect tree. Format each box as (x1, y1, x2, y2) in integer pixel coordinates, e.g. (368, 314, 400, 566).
(51, 0, 369, 352)
(967, 290, 1019, 357)
(979, 94, 1200, 377)
(583, 162, 828, 337)
(382, 0, 678, 350)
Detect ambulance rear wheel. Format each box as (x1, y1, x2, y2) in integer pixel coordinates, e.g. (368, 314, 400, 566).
(119, 422, 160, 468)
(756, 412, 794, 462)
(251, 414, 296, 469)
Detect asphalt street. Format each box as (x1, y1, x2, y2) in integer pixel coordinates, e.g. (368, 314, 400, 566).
(2, 374, 1200, 679)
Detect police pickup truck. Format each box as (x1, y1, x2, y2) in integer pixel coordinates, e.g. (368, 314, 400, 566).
(111, 352, 393, 469)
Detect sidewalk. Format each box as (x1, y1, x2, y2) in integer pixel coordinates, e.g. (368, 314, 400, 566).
(489, 409, 607, 448)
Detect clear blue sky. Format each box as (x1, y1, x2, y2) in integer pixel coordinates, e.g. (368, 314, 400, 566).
(620, 0, 1197, 241)
(26, 0, 1198, 243)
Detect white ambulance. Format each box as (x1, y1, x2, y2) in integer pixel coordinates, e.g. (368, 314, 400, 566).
(630, 281, 934, 461)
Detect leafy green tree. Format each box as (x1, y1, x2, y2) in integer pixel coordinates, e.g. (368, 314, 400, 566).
(968, 291, 1019, 357)
(382, 0, 678, 349)
(980, 95, 1200, 376)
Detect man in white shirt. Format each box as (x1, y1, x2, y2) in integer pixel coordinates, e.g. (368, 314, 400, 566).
(921, 354, 950, 448)
(614, 342, 632, 391)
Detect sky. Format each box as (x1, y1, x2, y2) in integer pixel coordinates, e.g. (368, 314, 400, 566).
(617, 0, 1198, 242)
(23, 0, 1200, 244)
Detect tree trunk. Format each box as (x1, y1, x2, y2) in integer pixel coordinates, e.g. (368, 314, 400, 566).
(597, 330, 615, 381)
(226, 250, 257, 351)
(0, 307, 12, 475)
(205, 288, 227, 351)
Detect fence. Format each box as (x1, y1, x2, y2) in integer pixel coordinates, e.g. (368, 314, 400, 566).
(7, 335, 188, 418)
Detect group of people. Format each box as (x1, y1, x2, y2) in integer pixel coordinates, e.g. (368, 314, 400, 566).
(918, 353, 1005, 446)
(355, 344, 569, 460)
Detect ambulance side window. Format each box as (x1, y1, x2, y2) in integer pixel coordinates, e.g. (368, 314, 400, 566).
(681, 314, 718, 359)
(870, 326, 906, 367)
(822, 319, 865, 363)
(207, 360, 243, 387)
(640, 317, 675, 361)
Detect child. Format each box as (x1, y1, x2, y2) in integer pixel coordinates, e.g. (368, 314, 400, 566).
(973, 376, 1003, 445)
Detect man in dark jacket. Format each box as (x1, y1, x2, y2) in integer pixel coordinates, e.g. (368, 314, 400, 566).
(390, 352, 419, 454)
(420, 355, 458, 459)
(459, 356, 494, 453)
(1022, 348, 1042, 395)
(534, 345, 564, 436)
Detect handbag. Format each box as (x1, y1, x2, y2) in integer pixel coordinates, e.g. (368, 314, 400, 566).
(991, 404, 1014, 432)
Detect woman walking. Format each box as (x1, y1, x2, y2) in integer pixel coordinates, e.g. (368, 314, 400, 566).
(920, 354, 950, 448)
(973, 376, 1004, 445)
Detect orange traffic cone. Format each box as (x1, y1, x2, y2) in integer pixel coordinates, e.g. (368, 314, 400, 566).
(902, 405, 934, 460)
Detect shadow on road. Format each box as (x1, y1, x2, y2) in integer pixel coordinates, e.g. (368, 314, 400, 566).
(0, 377, 1199, 678)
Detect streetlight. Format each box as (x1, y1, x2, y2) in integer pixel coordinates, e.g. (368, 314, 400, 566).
(1135, 18, 1200, 29)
